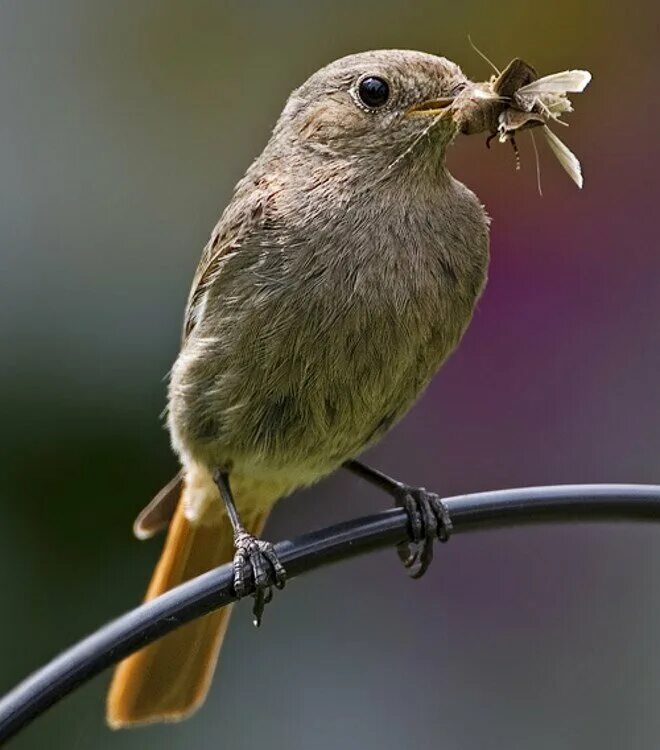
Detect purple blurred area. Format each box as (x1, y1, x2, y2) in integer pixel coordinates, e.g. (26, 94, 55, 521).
(0, 2, 658, 748)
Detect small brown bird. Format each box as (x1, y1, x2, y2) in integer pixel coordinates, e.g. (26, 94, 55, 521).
(107, 49, 498, 728)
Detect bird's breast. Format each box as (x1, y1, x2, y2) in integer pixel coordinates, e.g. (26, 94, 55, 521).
(169, 175, 489, 486)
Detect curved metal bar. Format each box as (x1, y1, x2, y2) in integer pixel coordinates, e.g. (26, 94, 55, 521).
(0, 483, 659, 745)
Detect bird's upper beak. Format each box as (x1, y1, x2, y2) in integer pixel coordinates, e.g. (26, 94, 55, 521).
(404, 83, 509, 136)
(412, 83, 505, 135)
(405, 96, 456, 118)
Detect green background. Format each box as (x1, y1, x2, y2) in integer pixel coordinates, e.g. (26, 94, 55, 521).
(1, 1, 659, 748)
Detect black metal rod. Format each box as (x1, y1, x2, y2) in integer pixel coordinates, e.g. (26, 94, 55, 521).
(1, 483, 660, 745)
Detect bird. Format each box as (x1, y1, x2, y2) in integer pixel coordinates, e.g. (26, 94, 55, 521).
(107, 49, 492, 729)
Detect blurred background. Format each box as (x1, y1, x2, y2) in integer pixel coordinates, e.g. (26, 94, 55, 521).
(1, 1, 658, 748)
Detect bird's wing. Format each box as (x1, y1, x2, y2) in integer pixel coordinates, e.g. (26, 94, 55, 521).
(181, 174, 277, 343)
(182, 234, 237, 343)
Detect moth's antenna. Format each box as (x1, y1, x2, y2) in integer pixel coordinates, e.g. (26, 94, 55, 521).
(530, 130, 543, 196)
(467, 35, 501, 75)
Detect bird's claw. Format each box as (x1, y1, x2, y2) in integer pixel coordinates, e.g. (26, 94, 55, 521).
(232, 531, 286, 627)
(393, 486, 452, 579)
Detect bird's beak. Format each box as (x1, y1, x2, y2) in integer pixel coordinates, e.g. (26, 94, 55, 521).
(405, 96, 456, 118)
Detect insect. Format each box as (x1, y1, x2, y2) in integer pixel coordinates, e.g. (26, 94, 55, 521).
(501, 67, 592, 188)
(467, 43, 592, 191)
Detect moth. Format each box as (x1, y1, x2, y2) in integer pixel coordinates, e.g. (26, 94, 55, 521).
(490, 58, 592, 189)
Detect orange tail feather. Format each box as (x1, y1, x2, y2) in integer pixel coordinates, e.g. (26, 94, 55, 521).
(106, 488, 269, 728)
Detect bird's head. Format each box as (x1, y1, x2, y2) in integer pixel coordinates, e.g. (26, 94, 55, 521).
(272, 49, 473, 175)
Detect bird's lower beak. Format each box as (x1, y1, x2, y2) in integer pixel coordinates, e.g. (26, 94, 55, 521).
(405, 97, 456, 118)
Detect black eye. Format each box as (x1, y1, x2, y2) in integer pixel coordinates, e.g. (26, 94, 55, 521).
(357, 76, 390, 109)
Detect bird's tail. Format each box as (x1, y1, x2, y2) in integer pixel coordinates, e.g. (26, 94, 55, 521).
(106, 478, 270, 728)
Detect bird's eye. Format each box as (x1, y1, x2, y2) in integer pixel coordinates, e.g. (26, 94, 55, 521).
(357, 76, 390, 109)
(450, 82, 467, 96)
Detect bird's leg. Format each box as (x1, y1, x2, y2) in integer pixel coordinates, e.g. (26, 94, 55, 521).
(212, 470, 286, 627)
(343, 460, 452, 578)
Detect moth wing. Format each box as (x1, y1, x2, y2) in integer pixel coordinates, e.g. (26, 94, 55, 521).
(517, 70, 592, 96)
(543, 126, 583, 188)
(499, 108, 546, 134)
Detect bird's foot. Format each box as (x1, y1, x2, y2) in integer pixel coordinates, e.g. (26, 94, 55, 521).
(232, 531, 287, 627)
(392, 485, 452, 579)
